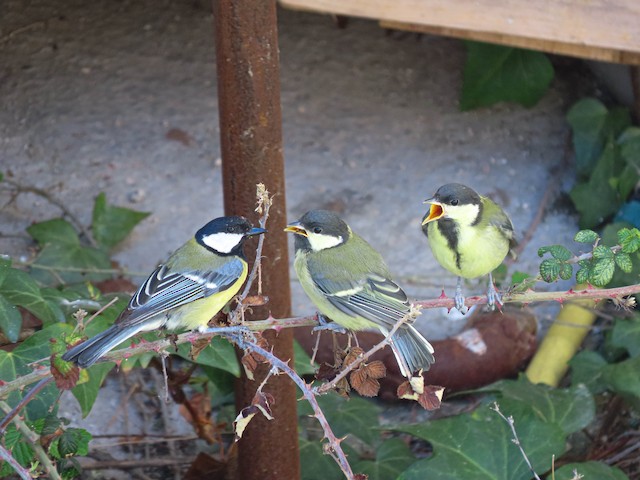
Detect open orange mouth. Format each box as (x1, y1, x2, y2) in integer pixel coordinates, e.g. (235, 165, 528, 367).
(421, 202, 444, 225)
(284, 224, 308, 237)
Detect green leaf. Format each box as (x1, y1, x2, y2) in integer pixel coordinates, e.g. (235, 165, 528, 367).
(538, 245, 572, 261)
(611, 316, 640, 357)
(570, 140, 623, 229)
(176, 336, 240, 377)
(604, 355, 640, 398)
(396, 404, 565, 480)
(0, 293, 22, 342)
(614, 252, 633, 273)
(71, 363, 115, 417)
(91, 193, 150, 250)
(539, 258, 560, 283)
(27, 218, 80, 247)
(554, 461, 629, 479)
(353, 438, 415, 480)
(574, 229, 599, 244)
(299, 438, 343, 480)
(56, 428, 92, 457)
(294, 339, 317, 376)
(482, 378, 595, 434)
(460, 42, 553, 111)
(590, 256, 615, 287)
(569, 351, 608, 394)
(299, 394, 382, 447)
(29, 242, 112, 286)
(618, 227, 640, 253)
(593, 245, 614, 259)
(0, 266, 65, 325)
(559, 263, 573, 280)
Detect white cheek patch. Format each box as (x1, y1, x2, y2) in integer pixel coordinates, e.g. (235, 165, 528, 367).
(306, 232, 343, 251)
(202, 232, 244, 253)
(447, 203, 481, 226)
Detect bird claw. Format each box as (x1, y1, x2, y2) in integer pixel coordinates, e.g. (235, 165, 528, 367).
(199, 324, 252, 338)
(312, 313, 347, 334)
(454, 277, 469, 314)
(486, 274, 503, 311)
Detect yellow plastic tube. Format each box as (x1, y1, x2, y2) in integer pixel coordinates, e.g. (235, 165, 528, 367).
(525, 294, 597, 387)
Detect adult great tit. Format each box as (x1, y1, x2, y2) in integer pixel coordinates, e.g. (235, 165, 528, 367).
(285, 210, 435, 378)
(421, 183, 516, 313)
(62, 216, 266, 368)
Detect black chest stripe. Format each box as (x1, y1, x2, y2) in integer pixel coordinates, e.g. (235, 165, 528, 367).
(437, 218, 462, 270)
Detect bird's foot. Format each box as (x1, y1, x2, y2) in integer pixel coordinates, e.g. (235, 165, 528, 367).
(198, 324, 252, 337)
(486, 274, 503, 311)
(455, 278, 469, 314)
(312, 313, 347, 334)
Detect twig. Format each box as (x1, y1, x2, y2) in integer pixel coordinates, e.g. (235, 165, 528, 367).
(2, 179, 97, 246)
(605, 438, 640, 465)
(76, 457, 196, 470)
(0, 377, 54, 434)
(4, 283, 640, 399)
(0, 400, 62, 480)
(0, 443, 31, 480)
(231, 334, 356, 479)
(491, 402, 542, 480)
(315, 306, 420, 395)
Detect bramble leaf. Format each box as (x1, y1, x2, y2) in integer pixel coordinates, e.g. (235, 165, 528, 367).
(614, 252, 633, 273)
(590, 257, 615, 287)
(574, 229, 599, 244)
(540, 258, 560, 283)
(618, 228, 640, 253)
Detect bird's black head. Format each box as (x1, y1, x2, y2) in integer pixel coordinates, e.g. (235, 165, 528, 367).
(285, 209, 351, 252)
(196, 216, 266, 256)
(433, 183, 481, 207)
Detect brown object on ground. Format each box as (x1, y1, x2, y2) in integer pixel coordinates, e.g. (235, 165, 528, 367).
(294, 306, 537, 401)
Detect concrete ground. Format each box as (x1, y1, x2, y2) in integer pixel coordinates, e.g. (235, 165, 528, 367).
(0, 0, 602, 470)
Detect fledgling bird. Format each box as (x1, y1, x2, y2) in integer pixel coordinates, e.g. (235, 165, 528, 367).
(421, 183, 516, 313)
(285, 210, 435, 378)
(62, 216, 266, 368)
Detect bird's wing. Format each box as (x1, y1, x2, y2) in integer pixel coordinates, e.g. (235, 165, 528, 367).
(117, 260, 244, 326)
(488, 209, 518, 257)
(313, 272, 411, 329)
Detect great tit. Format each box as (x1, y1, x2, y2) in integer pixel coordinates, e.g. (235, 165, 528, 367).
(285, 210, 435, 378)
(421, 183, 516, 312)
(62, 216, 266, 368)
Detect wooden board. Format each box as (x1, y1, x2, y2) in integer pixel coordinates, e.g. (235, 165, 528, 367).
(280, 0, 640, 65)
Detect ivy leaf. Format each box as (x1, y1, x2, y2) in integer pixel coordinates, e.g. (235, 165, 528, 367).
(396, 404, 565, 480)
(27, 218, 80, 247)
(618, 228, 640, 253)
(91, 193, 150, 250)
(0, 266, 65, 325)
(0, 294, 22, 342)
(176, 336, 240, 377)
(570, 141, 622, 229)
(460, 42, 553, 111)
(610, 316, 640, 357)
(480, 378, 595, 435)
(567, 99, 631, 176)
(614, 252, 633, 273)
(569, 351, 608, 394)
(539, 258, 560, 283)
(300, 438, 343, 480)
(299, 394, 381, 447)
(574, 229, 599, 244)
(604, 356, 640, 399)
(554, 461, 629, 480)
(353, 438, 415, 480)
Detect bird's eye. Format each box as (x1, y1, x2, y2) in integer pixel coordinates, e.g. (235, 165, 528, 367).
(226, 226, 234, 233)
(450, 199, 459, 206)
(313, 227, 323, 234)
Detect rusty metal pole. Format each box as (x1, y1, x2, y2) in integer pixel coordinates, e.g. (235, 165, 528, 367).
(212, 1, 300, 479)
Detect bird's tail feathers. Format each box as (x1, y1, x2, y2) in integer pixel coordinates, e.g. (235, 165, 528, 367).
(390, 325, 435, 378)
(61, 323, 145, 368)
